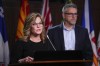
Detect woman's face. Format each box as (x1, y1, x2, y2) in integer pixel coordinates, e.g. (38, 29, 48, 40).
(31, 17, 43, 36)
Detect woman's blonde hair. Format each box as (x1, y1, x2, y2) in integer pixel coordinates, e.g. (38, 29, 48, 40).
(21, 12, 46, 42)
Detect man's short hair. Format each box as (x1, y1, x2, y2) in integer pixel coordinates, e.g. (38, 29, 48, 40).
(62, 3, 77, 13)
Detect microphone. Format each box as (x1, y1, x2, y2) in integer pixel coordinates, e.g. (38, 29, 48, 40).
(47, 35, 56, 51)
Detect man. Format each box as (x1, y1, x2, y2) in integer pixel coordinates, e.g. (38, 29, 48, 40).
(47, 3, 93, 66)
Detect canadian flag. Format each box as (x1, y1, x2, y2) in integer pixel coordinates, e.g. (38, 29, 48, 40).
(42, 0, 52, 31)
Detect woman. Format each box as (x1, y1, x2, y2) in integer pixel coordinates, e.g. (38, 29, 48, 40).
(10, 13, 54, 63)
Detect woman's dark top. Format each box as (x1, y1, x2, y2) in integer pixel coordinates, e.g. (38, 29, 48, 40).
(10, 38, 54, 63)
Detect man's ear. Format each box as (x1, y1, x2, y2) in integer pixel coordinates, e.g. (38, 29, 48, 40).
(62, 12, 65, 19)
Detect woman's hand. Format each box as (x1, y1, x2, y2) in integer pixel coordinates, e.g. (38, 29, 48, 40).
(18, 56, 34, 63)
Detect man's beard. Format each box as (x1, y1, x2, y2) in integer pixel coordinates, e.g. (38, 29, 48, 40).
(63, 19, 76, 26)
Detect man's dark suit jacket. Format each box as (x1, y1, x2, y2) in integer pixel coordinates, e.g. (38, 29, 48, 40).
(48, 23, 93, 65)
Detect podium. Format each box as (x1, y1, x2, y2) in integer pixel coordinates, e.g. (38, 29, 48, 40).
(9, 60, 92, 66)
(9, 51, 92, 66)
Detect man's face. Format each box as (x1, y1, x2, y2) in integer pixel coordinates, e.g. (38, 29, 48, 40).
(62, 7, 77, 25)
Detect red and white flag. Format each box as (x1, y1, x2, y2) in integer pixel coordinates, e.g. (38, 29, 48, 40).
(42, 0, 52, 31)
(97, 32, 100, 59)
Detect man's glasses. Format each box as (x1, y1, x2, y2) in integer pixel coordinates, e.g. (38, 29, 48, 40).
(64, 13, 77, 16)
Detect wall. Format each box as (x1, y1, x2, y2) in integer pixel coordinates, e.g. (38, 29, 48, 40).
(2, 0, 100, 51)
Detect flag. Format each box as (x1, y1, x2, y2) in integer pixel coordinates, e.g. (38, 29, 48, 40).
(42, 0, 52, 31)
(82, 0, 98, 66)
(16, 0, 30, 40)
(0, 0, 9, 66)
(97, 32, 100, 59)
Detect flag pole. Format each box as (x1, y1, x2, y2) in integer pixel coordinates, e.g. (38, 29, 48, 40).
(69, 0, 72, 3)
(65, 0, 73, 4)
